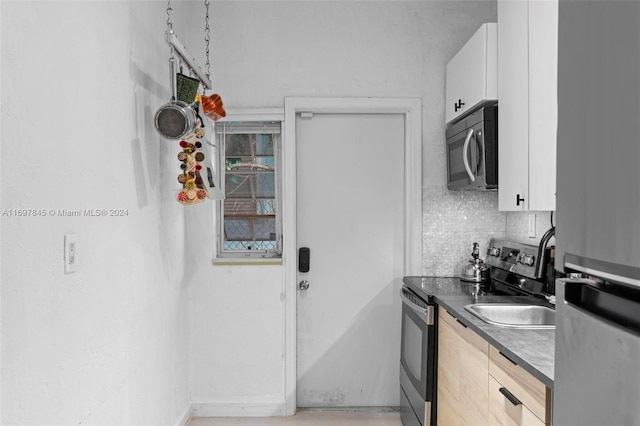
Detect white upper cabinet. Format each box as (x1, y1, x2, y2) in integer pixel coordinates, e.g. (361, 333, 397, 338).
(498, 0, 558, 211)
(445, 23, 498, 125)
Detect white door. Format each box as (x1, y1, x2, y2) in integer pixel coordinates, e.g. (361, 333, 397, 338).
(296, 113, 405, 407)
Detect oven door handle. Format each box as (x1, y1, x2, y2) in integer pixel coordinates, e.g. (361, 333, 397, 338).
(565, 280, 640, 332)
(462, 128, 476, 182)
(400, 288, 434, 323)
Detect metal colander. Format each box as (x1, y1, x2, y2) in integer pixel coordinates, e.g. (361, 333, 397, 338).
(155, 58, 200, 140)
(155, 101, 197, 139)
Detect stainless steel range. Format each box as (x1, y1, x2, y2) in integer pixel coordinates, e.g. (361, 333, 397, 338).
(399, 285, 436, 426)
(399, 238, 554, 426)
(485, 237, 555, 297)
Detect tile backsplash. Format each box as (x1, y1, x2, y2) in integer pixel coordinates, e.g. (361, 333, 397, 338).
(421, 186, 555, 276)
(422, 186, 506, 276)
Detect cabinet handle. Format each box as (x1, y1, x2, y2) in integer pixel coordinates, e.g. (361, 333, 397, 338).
(446, 310, 468, 328)
(499, 387, 522, 406)
(499, 351, 518, 366)
(516, 194, 525, 206)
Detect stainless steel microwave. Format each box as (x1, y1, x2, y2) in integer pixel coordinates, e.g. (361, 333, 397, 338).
(446, 105, 498, 190)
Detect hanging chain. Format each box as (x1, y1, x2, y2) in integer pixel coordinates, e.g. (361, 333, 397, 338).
(166, 0, 174, 33)
(166, 0, 176, 61)
(165, 1, 211, 85)
(204, 0, 211, 82)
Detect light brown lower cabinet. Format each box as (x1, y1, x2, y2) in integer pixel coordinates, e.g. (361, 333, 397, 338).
(489, 376, 545, 426)
(437, 308, 551, 426)
(437, 308, 489, 426)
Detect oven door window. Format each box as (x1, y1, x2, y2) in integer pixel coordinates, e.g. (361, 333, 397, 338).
(403, 314, 424, 379)
(400, 301, 434, 400)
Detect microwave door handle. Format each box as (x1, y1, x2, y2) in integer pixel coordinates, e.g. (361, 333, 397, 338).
(470, 131, 479, 175)
(474, 132, 483, 175)
(462, 129, 476, 182)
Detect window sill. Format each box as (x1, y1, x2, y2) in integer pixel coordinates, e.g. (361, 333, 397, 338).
(213, 258, 283, 266)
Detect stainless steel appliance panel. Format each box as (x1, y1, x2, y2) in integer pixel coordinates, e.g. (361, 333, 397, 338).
(400, 386, 422, 426)
(399, 286, 436, 426)
(556, 0, 640, 279)
(400, 366, 429, 426)
(555, 278, 640, 425)
(555, 2, 640, 423)
(446, 105, 498, 191)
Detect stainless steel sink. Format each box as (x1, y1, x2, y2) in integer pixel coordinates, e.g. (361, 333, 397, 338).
(464, 303, 555, 329)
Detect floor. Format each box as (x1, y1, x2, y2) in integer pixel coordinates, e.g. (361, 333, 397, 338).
(187, 409, 402, 426)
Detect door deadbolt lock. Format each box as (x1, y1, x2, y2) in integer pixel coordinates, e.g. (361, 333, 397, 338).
(299, 247, 310, 273)
(298, 280, 310, 291)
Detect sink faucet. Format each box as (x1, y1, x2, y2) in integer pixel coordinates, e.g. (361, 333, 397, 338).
(534, 227, 556, 280)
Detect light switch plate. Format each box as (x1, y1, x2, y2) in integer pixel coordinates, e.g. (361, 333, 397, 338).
(528, 214, 537, 239)
(64, 234, 78, 274)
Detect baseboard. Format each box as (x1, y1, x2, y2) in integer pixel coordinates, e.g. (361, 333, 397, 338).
(178, 403, 397, 422)
(298, 406, 400, 412)
(190, 402, 288, 417)
(175, 403, 193, 426)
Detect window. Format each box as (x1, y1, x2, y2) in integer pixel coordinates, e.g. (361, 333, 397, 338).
(215, 120, 282, 258)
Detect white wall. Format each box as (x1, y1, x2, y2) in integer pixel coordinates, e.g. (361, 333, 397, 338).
(506, 211, 555, 244)
(0, 2, 3, 422)
(185, 0, 501, 414)
(1, 1, 190, 424)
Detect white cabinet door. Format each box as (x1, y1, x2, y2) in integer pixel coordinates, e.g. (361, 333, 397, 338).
(498, 0, 529, 211)
(446, 23, 498, 125)
(528, 0, 558, 211)
(498, 0, 558, 211)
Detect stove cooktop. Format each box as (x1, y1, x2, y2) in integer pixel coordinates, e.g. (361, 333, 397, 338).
(485, 238, 551, 296)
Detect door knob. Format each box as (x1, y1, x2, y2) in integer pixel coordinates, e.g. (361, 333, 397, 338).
(298, 280, 310, 291)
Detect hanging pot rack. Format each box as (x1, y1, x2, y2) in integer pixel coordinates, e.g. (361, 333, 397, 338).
(165, 0, 212, 91)
(167, 31, 212, 90)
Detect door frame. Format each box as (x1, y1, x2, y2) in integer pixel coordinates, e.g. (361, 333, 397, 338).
(282, 97, 422, 415)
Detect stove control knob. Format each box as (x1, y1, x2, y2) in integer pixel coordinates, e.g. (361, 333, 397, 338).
(487, 247, 501, 257)
(519, 254, 536, 266)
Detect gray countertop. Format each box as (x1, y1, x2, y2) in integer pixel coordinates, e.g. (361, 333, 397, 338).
(403, 276, 555, 389)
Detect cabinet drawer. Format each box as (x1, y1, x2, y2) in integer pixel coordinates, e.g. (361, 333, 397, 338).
(439, 308, 488, 353)
(489, 376, 546, 426)
(489, 346, 551, 423)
